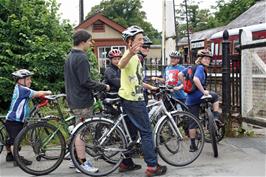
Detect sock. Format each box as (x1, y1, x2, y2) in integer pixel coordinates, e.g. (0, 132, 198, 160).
(191, 138, 196, 146)
(213, 111, 220, 119)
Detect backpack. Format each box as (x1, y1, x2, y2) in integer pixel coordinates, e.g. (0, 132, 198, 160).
(183, 65, 198, 93)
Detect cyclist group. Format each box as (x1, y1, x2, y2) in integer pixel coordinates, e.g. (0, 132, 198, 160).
(3, 25, 224, 177)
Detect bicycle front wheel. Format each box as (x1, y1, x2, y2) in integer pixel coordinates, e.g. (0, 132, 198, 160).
(70, 118, 127, 176)
(13, 122, 66, 175)
(155, 111, 204, 166)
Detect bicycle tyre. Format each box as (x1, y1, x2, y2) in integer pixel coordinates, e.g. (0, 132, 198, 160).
(155, 111, 204, 166)
(0, 130, 4, 154)
(13, 122, 66, 175)
(207, 109, 218, 158)
(70, 118, 127, 176)
(203, 120, 225, 143)
(0, 121, 8, 154)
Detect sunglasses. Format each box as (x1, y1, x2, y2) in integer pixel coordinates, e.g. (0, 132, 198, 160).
(142, 46, 150, 49)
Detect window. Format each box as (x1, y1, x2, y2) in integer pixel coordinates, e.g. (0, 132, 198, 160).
(233, 40, 240, 54)
(93, 20, 104, 32)
(211, 43, 215, 55)
(215, 43, 219, 56)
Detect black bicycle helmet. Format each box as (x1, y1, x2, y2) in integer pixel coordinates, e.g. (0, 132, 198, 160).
(143, 36, 153, 46)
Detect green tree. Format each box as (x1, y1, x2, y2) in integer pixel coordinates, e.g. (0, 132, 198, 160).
(213, 0, 256, 25)
(86, 0, 161, 44)
(176, 1, 211, 38)
(176, 0, 256, 39)
(0, 0, 73, 111)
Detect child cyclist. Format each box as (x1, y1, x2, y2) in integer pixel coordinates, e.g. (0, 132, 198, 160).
(5, 69, 52, 166)
(152, 51, 187, 106)
(104, 49, 122, 92)
(178, 49, 224, 152)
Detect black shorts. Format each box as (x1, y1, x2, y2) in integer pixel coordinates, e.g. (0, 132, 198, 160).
(5, 120, 24, 145)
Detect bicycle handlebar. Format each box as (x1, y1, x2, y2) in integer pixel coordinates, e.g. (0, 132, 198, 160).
(43, 94, 66, 100)
(36, 94, 66, 109)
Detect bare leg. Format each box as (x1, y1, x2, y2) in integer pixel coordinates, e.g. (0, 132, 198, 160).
(75, 134, 86, 163)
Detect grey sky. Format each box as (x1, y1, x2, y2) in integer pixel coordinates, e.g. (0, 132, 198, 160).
(57, 0, 220, 31)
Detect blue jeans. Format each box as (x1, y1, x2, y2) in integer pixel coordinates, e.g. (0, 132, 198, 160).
(121, 99, 157, 167)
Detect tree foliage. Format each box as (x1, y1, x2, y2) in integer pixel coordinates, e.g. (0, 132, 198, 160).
(0, 0, 73, 111)
(213, 0, 256, 25)
(86, 0, 161, 44)
(176, 0, 256, 39)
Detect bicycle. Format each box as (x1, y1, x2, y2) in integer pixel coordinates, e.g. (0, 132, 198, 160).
(199, 95, 225, 158)
(0, 97, 50, 155)
(69, 86, 205, 176)
(13, 93, 76, 176)
(0, 116, 8, 154)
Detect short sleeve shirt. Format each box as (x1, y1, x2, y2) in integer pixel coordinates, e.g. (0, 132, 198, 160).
(182, 65, 206, 105)
(6, 84, 36, 122)
(118, 50, 144, 101)
(164, 65, 187, 100)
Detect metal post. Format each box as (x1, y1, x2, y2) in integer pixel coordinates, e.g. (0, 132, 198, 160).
(184, 0, 191, 64)
(79, 0, 84, 24)
(222, 30, 231, 122)
(173, 0, 178, 50)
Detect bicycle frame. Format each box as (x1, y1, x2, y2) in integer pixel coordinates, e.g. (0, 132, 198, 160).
(72, 89, 186, 153)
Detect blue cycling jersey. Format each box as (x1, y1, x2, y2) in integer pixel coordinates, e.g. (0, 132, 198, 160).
(6, 84, 36, 122)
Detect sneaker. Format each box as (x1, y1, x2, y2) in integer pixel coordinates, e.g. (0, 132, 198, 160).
(119, 162, 142, 172)
(14, 156, 32, 166)
(76, 160, 98, 173)
(145, 164, 167, 177)
(69, 159, 75, 168)
(6, 152, 14, 162)
(189, 144, 198, 152)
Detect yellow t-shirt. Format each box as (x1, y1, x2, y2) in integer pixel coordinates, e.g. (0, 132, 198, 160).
(118, 50, 144, 101)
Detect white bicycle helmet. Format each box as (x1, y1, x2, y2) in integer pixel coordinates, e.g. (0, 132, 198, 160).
(169, 51, 181, 58)
(12, 69, 34, 80)
(122, 25, 144, 41)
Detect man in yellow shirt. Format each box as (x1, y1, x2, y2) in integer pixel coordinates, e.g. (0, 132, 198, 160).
(118, 25, 167, 177)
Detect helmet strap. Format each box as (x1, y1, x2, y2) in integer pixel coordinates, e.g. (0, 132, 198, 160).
(17, 78, 27, 87)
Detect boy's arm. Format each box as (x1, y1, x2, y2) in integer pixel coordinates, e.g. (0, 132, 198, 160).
(193, 77, 207, 94)
(178, 72, 185, 82)
(143, 83, 158, 90)
(151, 77, 165, 82)
(32, 90, 52, 98)
(118, 41, 142, 69)
(118, 52, 135, 69)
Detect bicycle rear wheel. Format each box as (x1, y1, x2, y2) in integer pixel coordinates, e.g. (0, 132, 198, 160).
(0, 122, 8, 154)
(155, 111, 204, 166)
(0, 130, 5, 154)
(201, 115, 225, 143)
(13, 122, 66, 175)
(70, 118, 126, 176)
(207, 110, 218, 158)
